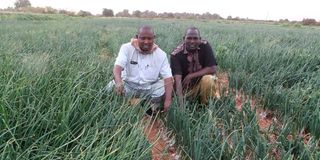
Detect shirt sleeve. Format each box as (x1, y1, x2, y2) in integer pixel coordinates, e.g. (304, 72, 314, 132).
(114, 44, 128, 68)
(170, 54, 182, 75)
(160, 54, 172, 79)
(203, 43, 218, 67)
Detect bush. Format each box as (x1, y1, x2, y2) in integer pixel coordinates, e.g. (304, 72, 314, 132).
(14, 0, 31, 9)
(58, 9, 76, 16)
(77, 10, 92, 17)
(102, 8, 114, 17)
(302, 18, 317, 25)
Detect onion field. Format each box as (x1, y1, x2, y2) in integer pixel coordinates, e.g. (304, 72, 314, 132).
(0, 13, 319, 159)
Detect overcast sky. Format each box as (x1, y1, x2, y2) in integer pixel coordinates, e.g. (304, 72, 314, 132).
(1, 0, 319, 21)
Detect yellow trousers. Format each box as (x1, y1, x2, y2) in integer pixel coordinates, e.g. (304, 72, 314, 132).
(129, 75, 220, 106)
(187, 75, 220, 104)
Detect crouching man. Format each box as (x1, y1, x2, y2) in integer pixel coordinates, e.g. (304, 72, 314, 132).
(170, 27, 219, 106)
(111, 25, 173, 114)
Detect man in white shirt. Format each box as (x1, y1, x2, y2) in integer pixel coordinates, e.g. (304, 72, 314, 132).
(112, 25, 173, 113)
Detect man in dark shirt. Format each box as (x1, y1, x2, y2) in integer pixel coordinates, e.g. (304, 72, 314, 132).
(170, 27, 219, 106)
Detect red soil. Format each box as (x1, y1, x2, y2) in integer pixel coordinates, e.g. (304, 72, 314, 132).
(218, 72, 281, 159)
(142, 116, 179, 160)
(141, 72, 314, 159)
(217, 72, 316, 159)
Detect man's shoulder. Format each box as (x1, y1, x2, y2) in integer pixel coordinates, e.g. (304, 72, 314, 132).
(199, 40, 213, 51)
(154, 47, 168, 58)
(121, 42, 134, 48)
(170, 42, 184, 56)
(200, 40, 210, 46)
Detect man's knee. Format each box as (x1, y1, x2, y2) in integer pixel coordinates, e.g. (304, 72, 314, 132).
(199, 75, 220, 103)
(200, 75, 218, 86)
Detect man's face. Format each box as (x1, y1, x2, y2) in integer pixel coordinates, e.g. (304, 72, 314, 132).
(184, 29, 201, 52)
(137, 28, 155, 52)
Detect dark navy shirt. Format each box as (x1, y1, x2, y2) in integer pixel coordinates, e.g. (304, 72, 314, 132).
(170, 41, 218, 87)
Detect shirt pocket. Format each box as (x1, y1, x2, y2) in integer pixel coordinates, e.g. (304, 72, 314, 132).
(127, 62, 139, 77)
(143, 64, 159, 81)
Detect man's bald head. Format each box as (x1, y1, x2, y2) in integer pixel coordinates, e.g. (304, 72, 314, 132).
(137, 25, 155, 35)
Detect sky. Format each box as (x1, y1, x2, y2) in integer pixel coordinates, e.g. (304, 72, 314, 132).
(1, 0, 319, 21)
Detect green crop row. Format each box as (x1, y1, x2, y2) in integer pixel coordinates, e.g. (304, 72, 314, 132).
(0, 13, 319, 159)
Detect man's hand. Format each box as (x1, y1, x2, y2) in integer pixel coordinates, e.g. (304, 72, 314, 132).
(182, 74, 193, 88)
(115, 82, 124, 95)
(113, 65, 124, 95)
(173, 75, 185, 108)
(163, 77, 174, 112)
(162, 100, 171, 112)
(178, 97, 185, 108)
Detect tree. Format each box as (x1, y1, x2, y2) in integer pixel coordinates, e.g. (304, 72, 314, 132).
(102, 8, 114, 17)
(132, 10, 141, 17)
(141, 10, 157, 18)
(116, 9, 130, 17)
(279, 19, 290, 23)
(14, 0, 31, 9)
(302, 18, 317, 25)
(77, 10, 92, 17)
(212, 13, 223, 20)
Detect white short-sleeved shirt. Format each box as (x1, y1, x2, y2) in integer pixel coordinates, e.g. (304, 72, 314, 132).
(115, 42, 172, 89)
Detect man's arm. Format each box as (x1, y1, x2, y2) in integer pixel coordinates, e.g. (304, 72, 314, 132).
(113, 44, 129, 95)
(182, 65, 217, 87)
(163, 77, 174, 112)
(173, 75, 184, 107)
(113, 65, 124, 95)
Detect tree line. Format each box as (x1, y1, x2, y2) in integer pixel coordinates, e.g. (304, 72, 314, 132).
(1, 0, 319, 26)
